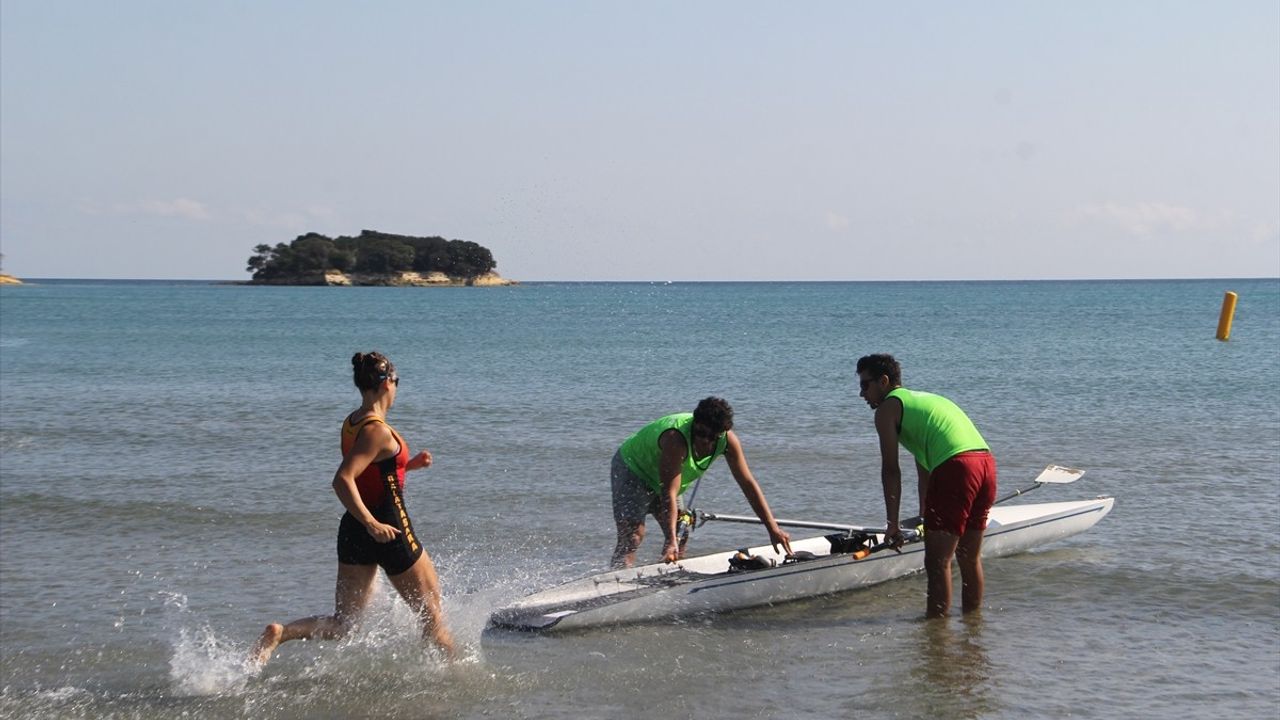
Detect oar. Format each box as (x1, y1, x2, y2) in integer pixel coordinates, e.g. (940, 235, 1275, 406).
(697, 464, 1086, 536)
(993, 464, 1084, 505)
(696, 511, 876, 534)
(863, 465, 1084, 557)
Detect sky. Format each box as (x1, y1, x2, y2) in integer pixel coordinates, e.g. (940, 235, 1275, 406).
(1, 1, 1277, 281)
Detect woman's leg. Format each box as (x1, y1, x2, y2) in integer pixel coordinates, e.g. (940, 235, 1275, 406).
(250, 562, 378, 666)
(385, 551, 456, 660)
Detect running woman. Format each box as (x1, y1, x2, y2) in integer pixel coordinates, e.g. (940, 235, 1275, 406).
(250, 352, 455, 666)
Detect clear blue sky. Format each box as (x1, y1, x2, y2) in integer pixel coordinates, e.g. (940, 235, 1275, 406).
(2, 1, 1277, 280)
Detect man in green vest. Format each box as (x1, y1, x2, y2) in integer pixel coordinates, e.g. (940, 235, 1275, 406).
(611, 396, 793, 568)
(856, 354, 998, 618)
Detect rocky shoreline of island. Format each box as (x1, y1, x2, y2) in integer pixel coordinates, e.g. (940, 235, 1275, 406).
(247, 270, 517, 287)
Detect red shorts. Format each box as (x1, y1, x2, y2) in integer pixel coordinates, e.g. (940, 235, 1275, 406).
(924, 451, 997, 535)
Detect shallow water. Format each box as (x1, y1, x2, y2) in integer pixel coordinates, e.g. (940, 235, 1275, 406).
(1, 279, 1277, 718)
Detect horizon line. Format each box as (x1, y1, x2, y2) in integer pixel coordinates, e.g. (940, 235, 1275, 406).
(5, 275, 1278, 284)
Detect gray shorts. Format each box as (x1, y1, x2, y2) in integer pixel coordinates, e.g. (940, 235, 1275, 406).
(611, 449, 675, 525)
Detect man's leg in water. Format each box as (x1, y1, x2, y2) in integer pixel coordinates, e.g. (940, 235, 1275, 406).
(610, 450, 654, 568)
(954, 526, 985, 613)
(923, 529, 961, 618)
(611, 518, 646, 568)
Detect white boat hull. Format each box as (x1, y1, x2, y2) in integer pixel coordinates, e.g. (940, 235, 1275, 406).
(488, 497, 1114, 632)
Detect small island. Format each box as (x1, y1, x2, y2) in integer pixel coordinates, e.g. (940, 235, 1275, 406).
(246, 230, 516, 286)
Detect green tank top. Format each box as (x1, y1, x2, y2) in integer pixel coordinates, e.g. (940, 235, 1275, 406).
(886, 388, 989, 473)
(619, 413, 728, 493)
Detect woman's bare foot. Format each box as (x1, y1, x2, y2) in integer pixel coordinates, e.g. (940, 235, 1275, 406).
(249, 623, 284, 667)
(439, 636, 458, 662)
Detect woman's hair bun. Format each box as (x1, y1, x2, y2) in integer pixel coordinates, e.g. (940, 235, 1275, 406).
(351, 351, 394, 391)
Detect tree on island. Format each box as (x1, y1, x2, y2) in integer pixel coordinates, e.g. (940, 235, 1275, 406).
(246, 230, 497, 281)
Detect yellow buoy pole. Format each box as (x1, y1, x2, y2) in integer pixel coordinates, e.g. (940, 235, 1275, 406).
(1216, 291, 1238, 341)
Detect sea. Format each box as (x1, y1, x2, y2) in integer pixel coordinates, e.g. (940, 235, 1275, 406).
(0, 278, 1277, 719)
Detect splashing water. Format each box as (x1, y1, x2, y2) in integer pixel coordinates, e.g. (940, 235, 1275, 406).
(168, 627, 255, 696)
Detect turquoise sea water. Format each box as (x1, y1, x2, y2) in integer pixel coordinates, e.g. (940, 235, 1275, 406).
(1, 278, 1277, 719)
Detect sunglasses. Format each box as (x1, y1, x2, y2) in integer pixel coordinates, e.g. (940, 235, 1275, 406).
(693, 424, 725, 440)
(859, 376, 879, 391)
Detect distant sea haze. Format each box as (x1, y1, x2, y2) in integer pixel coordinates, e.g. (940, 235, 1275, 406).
(1, 278, 1277, 719)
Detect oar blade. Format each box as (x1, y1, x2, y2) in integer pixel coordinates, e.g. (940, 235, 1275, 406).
(1036, 465, 1085, 484)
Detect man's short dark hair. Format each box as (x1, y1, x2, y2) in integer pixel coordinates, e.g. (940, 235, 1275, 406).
(856, 354, 902, 386)
(693, 396, 734, 433)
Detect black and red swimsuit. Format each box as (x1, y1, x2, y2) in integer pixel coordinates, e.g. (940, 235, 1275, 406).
(335, 415, 423, 575)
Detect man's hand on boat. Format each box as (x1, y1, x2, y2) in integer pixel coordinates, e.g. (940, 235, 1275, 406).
(883, 519, 906, 552)
(768, 525, 794, 557)
(661, 539, 682, 564)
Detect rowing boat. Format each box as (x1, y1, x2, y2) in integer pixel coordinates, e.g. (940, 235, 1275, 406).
(489, 494, 1114, 633)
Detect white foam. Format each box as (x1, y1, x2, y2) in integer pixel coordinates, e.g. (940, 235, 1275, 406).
(168, 626, 254, 696)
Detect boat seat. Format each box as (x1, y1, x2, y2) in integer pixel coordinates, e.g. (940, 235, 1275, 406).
(728, 550, 775, 572)
(826, 532, 872, 554)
